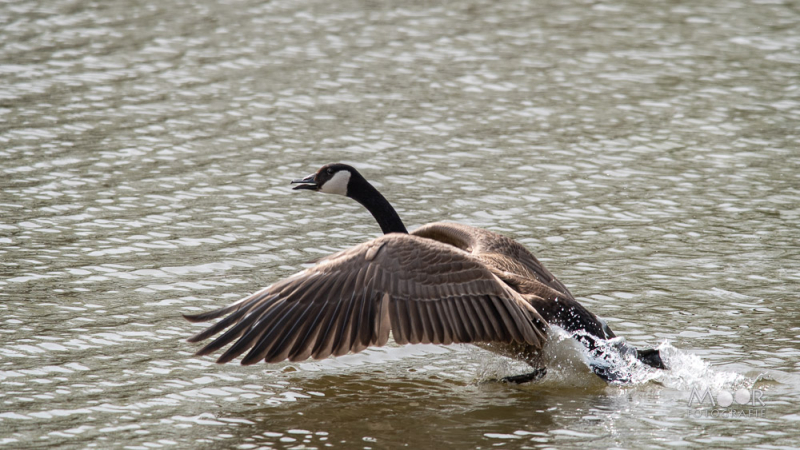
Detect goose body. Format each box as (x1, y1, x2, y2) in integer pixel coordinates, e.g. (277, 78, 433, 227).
(184, 163, 665, 381)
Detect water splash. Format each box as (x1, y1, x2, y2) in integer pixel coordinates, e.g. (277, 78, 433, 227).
(542, 327, 663, 386)
(651, 342, 754, 393)
(474, 327, 757, 393)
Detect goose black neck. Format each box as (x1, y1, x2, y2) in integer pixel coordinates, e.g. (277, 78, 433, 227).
(347, 174, 408, 235)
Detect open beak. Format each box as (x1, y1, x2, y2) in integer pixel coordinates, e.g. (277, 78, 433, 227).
(291, 173, 318, 191)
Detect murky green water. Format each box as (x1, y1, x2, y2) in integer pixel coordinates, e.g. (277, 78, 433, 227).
(2, 0, 799, 448)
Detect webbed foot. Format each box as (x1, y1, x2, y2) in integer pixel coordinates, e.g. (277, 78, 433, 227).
(636, 348, 666, 369)
(500, 368, 547, 384)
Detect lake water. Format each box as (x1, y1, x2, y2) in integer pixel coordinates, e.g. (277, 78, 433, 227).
(2, 0, 799, 448)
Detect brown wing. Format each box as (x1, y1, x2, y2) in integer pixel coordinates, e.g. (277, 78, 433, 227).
(411, 222, 575, 299)
(411, 223, 614, 340)
(183, 234, 547, 365)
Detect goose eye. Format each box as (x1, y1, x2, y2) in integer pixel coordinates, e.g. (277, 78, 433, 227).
(326, 168, 333, 175)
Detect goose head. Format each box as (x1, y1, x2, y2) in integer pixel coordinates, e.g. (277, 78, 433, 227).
(291, 163, 408, 234)
(291, 163, 356, 196)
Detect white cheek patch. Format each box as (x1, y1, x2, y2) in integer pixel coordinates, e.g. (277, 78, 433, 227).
(320, 170, 351, 196)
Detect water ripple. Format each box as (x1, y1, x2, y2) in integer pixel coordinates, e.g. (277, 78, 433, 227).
(1, 0, 799, 448)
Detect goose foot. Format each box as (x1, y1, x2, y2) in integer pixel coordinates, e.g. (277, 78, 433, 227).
(590, 364, 629, 383)
(636, 348, 666, 369)
(590, 348, 666, 383)
(501, 368, 547, 384)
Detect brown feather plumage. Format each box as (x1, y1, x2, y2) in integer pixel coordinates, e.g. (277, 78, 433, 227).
(185, 233, 548, 364)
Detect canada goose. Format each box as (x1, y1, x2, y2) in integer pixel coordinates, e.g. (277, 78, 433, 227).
(184, 163, 665, 382)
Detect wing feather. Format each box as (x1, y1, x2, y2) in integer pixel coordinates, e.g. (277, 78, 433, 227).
(193, 295, 279, 357)
(262, 299, 319, 364)
(240, 302, 305, 365)
(219, 301, 296, 364)
(390, 296, 410, 345)
(331, 291, 359, 357)
(452, 296, 479, 341)
(354, 285, 374, 351)
(373, 293, 391, 346)
(490, 295, 522, 342)
(311, 288, 349, 360)
(287, 301, 328, 362)
(285, 269, 358, 362)
(444, 297, 469, 343)
(433, 301, 454, 345)
(184, 234, 547, 364)
(475, 296, 507, 341)
(406, 299, 427, 344)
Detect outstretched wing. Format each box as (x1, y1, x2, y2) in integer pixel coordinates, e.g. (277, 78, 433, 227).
(183, 234, 547, 365)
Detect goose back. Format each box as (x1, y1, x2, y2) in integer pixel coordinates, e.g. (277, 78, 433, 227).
(411, 222, 613, 339)
(412, 222, 574, 299)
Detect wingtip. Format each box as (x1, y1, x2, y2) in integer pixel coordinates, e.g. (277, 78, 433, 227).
(216, 358, 232, 365)
(182, 312, 207, 323)
(186, 330, 209, 343)
(238, 356, 259, 366)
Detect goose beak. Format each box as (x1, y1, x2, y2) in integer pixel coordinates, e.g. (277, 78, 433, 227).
(291, 173, 318, 191)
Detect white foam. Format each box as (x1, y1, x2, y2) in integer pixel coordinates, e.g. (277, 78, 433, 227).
(473, 326, 758, 392)
(651, 342, 751, 392)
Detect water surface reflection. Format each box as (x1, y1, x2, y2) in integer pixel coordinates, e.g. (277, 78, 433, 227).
(2, 0, 799, 448)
